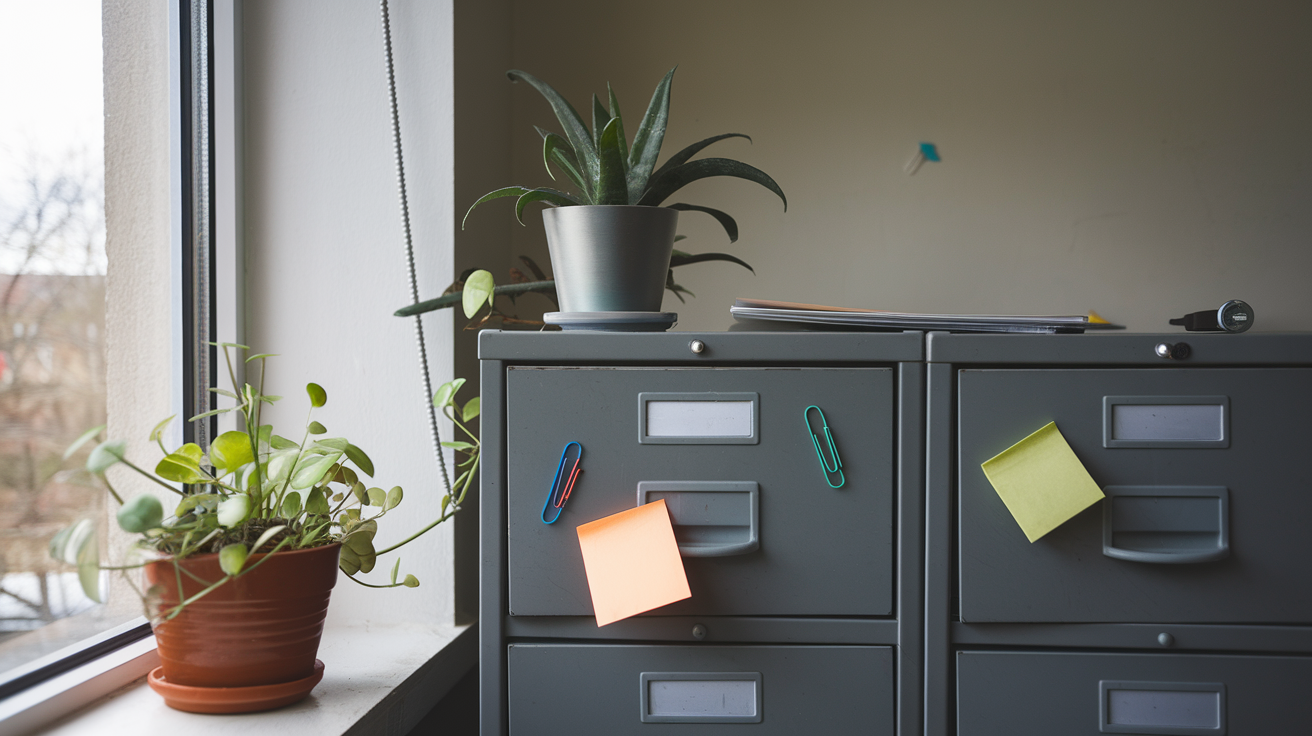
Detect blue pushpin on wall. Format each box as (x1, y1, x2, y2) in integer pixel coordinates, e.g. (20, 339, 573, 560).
(904, 142, 941, 175)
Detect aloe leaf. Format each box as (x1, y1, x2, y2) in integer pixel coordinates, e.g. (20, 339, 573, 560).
(649, 133, 751, 184)
(596, 117, 628, 205)
(507, 70, 598, 187)
(607, 83, 628, 166)
(462, 186, 530, 230)
(514, 188, 581, 225)
(537, 128, 588, 197)
(627, 67, 675, 201)
(666, 203, 740, 243)
(638, 157, 787, 210)
(669, 251, 755, 273)
(591, 94, 608, 148)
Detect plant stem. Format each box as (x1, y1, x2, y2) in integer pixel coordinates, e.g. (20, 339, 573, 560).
(343, 573, 406, 589)
(393, 279, 556, 317)
(118, 458, 186, 496)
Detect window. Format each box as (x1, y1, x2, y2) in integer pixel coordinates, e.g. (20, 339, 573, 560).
(0, 0, 138, 678)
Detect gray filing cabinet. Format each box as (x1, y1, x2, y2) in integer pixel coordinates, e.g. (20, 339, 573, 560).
(925, 333, 1312, 736)
(480, 331, 924, 735)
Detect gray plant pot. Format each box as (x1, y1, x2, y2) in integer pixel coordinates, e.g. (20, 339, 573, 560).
(542, 205, 679, 313)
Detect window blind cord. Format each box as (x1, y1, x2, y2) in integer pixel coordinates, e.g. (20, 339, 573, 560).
(379, 0, 454, 498)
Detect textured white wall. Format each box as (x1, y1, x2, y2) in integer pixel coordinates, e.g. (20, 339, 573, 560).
(102, 0, 173, 573)
(504, 0, 1312, 332)
(242, 0, 458, 626)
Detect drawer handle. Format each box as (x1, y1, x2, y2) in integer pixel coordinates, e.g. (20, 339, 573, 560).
(1102, 486, 1230, 564)
(637, 482, 759, 557)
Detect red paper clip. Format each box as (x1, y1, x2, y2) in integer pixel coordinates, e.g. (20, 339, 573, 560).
(542, 442, 583, 524)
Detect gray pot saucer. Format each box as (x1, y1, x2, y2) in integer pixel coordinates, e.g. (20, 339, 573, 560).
(543, 311, 678, 332)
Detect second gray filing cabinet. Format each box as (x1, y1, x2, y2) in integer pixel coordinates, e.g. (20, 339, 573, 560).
(926, 332, 1312, 736)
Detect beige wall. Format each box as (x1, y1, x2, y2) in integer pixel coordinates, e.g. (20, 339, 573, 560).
(498, 0, 1312, 332)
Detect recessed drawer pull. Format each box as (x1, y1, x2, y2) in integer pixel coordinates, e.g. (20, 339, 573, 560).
(638, 482, 759, 557)
(1102, 486, 1230, 564)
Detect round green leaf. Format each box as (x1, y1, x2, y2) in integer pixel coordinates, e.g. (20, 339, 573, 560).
(432, 378, 465, 409)
(308, 421, 327, 435)
(306, 382, 327, 408)
(219, 543, 248, 576)
(86, 440, 127, 474)
(116, 495, 164, 533)
(305, 487, 330, 515)
(209, 430, 254, 474)
(402, 574, 419, 588)
(461, 270, 495, 319)
(385, 486, 403, 511)
(217, 495, 252, 528)
(358, 550, 377, 574)
(344, 443, 374, 477)
(367, 487, 386, 507)
(339, 545, 361, 575)
(155, 443, 207, 484)
(64, 424, 106, 460)
(461, 397, 481, 422)
(282, 491, 302, 517)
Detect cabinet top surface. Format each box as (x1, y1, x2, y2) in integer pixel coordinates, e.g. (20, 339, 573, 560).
(927, 331, 1312, 365)
(478, 329, 923, 363)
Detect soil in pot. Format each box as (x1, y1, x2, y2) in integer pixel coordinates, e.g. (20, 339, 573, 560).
(145, 542, 340, 713)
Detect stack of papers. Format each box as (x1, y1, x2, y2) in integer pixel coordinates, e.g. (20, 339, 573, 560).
(730, 298, 1124, 334)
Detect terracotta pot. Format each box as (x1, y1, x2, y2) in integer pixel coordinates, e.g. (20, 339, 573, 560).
(145, 543, 340, 692)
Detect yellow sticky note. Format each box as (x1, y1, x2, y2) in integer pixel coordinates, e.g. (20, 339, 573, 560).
(981, 421, 1104, 542)
(576, 499, 691, 626)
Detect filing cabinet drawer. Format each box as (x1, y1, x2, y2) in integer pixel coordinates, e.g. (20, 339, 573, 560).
(957, 650, 1312, 735)
(509, 643, 893, 734)
(506, 367, 894, 617)
(957, 368, 1312, 623)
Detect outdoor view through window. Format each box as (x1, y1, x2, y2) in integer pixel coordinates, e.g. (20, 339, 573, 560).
(0, 0, 128, 675)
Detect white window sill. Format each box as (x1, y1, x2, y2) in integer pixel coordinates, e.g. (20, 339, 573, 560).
(23, 622, 474, 736)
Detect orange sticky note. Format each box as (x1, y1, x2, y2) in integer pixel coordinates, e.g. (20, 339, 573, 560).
(576, 499, 691, 626)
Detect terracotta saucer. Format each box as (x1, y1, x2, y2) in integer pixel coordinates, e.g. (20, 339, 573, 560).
(147, 659, 325, 714)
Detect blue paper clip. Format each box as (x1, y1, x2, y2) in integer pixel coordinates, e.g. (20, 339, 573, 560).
(804, 406, 845, 488)
(542, 441, 583, 524)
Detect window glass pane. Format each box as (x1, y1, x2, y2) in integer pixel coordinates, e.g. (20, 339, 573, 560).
(0, 0, 136, 675)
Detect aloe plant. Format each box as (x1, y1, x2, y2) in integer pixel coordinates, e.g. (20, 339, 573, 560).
(463, 67, 786, 242)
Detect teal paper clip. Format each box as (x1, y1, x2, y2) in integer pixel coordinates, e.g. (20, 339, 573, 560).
(804, 406, 845, 488)
(542, 441, 583, 524)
